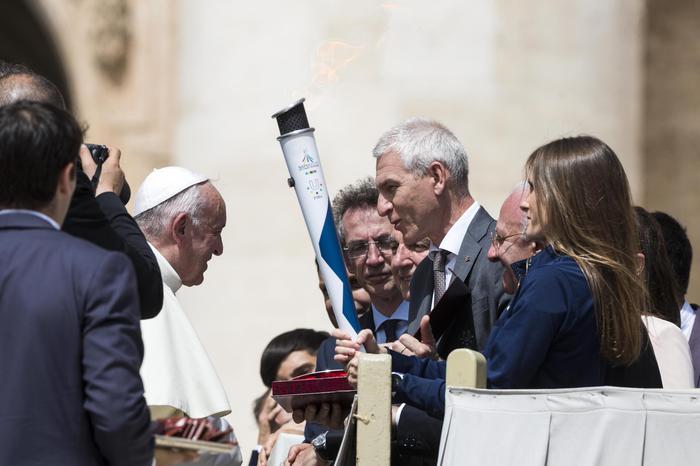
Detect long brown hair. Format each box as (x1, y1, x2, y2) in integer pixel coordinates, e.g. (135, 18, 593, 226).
(526, 136, 648, 365)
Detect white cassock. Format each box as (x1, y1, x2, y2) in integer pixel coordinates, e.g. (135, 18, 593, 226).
(140, 243, 231, 419)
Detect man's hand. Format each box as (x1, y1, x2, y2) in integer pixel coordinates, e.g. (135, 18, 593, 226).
(334, 330, 387, 389)
(79, 145, 125, 196)
(285, 442, 330, 466)
(260, 418, 305, 463)
(292, 402, 347, 430)
(333, 328, 385, 367)
(257, 391, 293, 446)
(388, 316, 438, 359)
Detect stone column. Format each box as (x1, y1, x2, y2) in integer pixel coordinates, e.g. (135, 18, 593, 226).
(643, 0, 700, 299)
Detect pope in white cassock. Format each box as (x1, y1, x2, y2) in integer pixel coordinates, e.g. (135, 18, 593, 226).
(133, 167, 241, 465)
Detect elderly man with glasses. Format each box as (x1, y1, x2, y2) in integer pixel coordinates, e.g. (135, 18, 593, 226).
(487, 183, 543, 295)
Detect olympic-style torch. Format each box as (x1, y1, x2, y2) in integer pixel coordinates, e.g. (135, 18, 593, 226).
(272, 99, 361, 337)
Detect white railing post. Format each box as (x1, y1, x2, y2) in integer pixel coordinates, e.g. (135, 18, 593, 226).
(446, 348, 487, 389)
(356, 353, 391, 466)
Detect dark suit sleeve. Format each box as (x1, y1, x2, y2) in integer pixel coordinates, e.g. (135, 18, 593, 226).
(391, 351, 447, 420)
(395, 405, 442, 462)
(63, 171, 163, 319)
(81, 252, 153, 466)
(315, 337, 344, 372)
(96, 191, 163, 319)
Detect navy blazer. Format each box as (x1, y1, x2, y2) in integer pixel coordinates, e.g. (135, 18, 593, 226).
(391, 246, 662, 419)
(0, 213, 153, 466)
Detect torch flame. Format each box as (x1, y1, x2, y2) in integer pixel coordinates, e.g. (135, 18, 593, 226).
(311, 40, 364, 87)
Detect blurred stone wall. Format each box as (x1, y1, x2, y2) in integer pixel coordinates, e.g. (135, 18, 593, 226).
(644, 0, 700, 300)
(35, 0, 176, 185)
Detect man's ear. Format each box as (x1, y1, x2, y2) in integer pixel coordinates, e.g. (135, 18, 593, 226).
(635, 252, 645, 277)
(56, 162, 76, 197)
(170, 212, 189, 246)
(428, 161, 447, 196)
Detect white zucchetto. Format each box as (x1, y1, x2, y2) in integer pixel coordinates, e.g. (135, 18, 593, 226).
(133, 166, 208, 216)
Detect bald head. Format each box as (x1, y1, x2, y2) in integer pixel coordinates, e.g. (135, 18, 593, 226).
(0, 73, 66, 109)
(499, 182, 528, 233)
(487, 183, 538, 293)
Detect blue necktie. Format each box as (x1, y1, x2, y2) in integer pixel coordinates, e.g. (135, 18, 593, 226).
(382, 319, 399, 343)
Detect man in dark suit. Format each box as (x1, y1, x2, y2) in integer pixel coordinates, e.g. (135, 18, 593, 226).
(653, 211, 700, 387)
(0, 63, 163, 319)
(0, 101, 153, 465)
(373, 117, 507, 358)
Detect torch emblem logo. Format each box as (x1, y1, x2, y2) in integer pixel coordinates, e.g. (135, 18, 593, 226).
(298, 149, 319, 170)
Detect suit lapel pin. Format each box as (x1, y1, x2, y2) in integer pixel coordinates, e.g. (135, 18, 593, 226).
(464, 255, 471, 262)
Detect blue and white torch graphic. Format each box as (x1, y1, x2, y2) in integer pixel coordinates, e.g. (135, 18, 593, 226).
(272, 99, 361, 336)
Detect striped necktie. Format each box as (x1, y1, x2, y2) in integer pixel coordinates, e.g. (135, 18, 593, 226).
(433, 249, 448, 304)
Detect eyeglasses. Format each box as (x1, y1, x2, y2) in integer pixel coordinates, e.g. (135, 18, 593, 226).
(344, 236, 398, 260)
(405, 239, 431, 254)
(490, 230, 523, 251)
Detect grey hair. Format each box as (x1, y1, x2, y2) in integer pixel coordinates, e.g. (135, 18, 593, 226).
(372, 117, 470, 196)
(135, 181, 209, 240)
(332, 176, 378, 244)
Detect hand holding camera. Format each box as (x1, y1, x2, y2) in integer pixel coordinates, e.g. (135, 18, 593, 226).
(79, 144, 131, 203)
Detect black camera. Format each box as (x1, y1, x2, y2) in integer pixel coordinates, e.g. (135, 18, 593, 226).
(86, 143, 110, 166)
(80, 143, 131, 204)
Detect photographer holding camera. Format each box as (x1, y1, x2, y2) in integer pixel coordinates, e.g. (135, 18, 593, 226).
(0, 61, 163, 319)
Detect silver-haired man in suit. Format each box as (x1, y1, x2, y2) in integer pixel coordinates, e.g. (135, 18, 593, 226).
(373, 118, 508, 358)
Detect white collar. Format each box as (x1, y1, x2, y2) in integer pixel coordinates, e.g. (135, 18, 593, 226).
(148, 243, 182, 293)
(680, 299, 696, 333)
(0, 209, 60, 230)
(429, 201, 480, 256)
(372, 300, 409, 329)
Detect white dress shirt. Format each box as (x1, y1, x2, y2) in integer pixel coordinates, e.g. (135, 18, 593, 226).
(372, 300, 410, 344)
(429, 202, 480, 307)
(140, 243, 231, 418)
(680, 299, 696, 340)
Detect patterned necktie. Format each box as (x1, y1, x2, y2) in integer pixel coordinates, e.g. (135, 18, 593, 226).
(433, 249, 448, 305)
(382, 319, 399, 343)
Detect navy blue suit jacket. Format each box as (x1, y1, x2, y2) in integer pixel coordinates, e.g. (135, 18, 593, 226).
(391, 246, 661, 420)
(0, 213, 153, 466)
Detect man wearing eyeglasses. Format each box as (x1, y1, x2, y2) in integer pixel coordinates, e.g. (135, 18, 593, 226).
(334, 176, 411, 346)
(295, 177, 423, 465)
(374, 118, 509, 358)
(487, 183, 541, 295)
